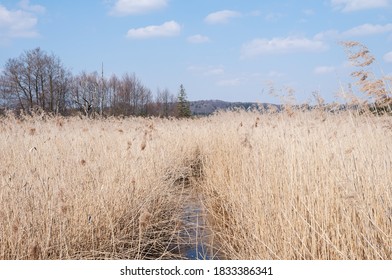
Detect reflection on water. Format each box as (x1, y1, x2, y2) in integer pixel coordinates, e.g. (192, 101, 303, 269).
(179, 201, 217, 260)
(185, 244, 211, 260)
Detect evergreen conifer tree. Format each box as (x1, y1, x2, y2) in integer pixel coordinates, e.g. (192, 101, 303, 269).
(177, 84, 191, 118)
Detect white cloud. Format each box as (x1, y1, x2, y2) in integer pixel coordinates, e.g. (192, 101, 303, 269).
(314, 29, 340, 41)
(18, 0, 45, 13)
(241, 37, 328, 58)
(187, 65, 224, 76)
(384, 51, 392, 62)
(204, 10, 241, 24)
(314, 66, 336, 74)
(342, 23, 392, 36)
(314, 23, 392, 41)
(249, 10, 261, 16)
(0, 3, 43, 40)
(204, 67, 224, 76)
(126, 21, 181, 39)
(187, 65, 202, 72)
(331, 0, 389, 12)
(110, 0, 167, 16)
(264, 12, 283, 22)
(303, 9, 315, 16)
(217, 78, 242, 87)
(187, 34, 210, 44)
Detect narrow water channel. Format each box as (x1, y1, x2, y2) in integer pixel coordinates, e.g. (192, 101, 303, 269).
(165, 153, 219, 259)
(178, 195, 218, 260)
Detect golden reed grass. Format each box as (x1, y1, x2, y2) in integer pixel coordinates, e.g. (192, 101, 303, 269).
(0, 108, 391, 259)
(199, 109, 392, 259)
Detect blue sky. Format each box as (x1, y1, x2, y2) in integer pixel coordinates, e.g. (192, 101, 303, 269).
(0, 0, 391, 103)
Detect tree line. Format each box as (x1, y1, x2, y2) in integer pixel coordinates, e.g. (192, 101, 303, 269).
(0, 48, 191, 118)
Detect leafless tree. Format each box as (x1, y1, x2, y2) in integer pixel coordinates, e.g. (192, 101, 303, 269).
(0, 48, 183, 117)
(106, 74, 120, 114)
(1, 48, 70, 114)
(70, 71, 100, 117)
(155, 88, 177, 117)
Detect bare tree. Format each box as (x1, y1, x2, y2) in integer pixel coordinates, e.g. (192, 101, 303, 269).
(1, 48, 70, 114)
(45, 54, 71, 114)
(98, 63, 107, 116)
(139, 86, 152, 116)
(0, 48, 163, 117)
(0, 71, 17, 109)
(156, 88, 176, 117)
(106, 74, 120, 114)
(70, 71, 101, 117)
(117, 73, 133, 115)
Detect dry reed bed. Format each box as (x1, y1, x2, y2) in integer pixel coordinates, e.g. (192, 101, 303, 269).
(0, 114, 201, 259)
(199, 110, 392, 259)
(0, 110, 391, 259)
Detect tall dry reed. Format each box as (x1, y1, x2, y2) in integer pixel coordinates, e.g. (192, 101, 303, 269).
(0, 114, 201, 259)
(0, 108, 391, 259)
(199, 109, 392, 259)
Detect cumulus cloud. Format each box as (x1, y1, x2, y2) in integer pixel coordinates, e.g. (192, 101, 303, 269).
(342, 23, 392, 36)
(313, 29, 341, 41)
(331, 0, 389, 12)
(110, 0, 167, 16)
(18, 0, 45, 13)
(187, 34, 210, 44)
(314, 66, 336, 74)
(0, 2, 44, 40)
(384, 51, 392, 63)
(241, 37, 328, 58)
(314, 23, 392, 41)
(126, 21, 181, 39)
(204, 10, 241, 24)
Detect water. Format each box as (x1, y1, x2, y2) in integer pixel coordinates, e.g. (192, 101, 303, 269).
(179, 201, 217, 260)
(185, 244, 211, 260)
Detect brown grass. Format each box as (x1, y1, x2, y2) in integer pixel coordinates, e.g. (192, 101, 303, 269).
(0, 115, 201, 259)
(0, 109, 391, 259)
(199, 109, 392, 259)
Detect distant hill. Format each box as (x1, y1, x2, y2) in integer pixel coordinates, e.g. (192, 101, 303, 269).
(189, 100, 281, 115)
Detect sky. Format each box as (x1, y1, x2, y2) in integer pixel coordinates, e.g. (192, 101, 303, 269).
(0, 0, 391, 103)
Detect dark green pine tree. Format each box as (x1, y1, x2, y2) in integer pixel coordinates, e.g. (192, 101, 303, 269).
(177, 84, 191, 118)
